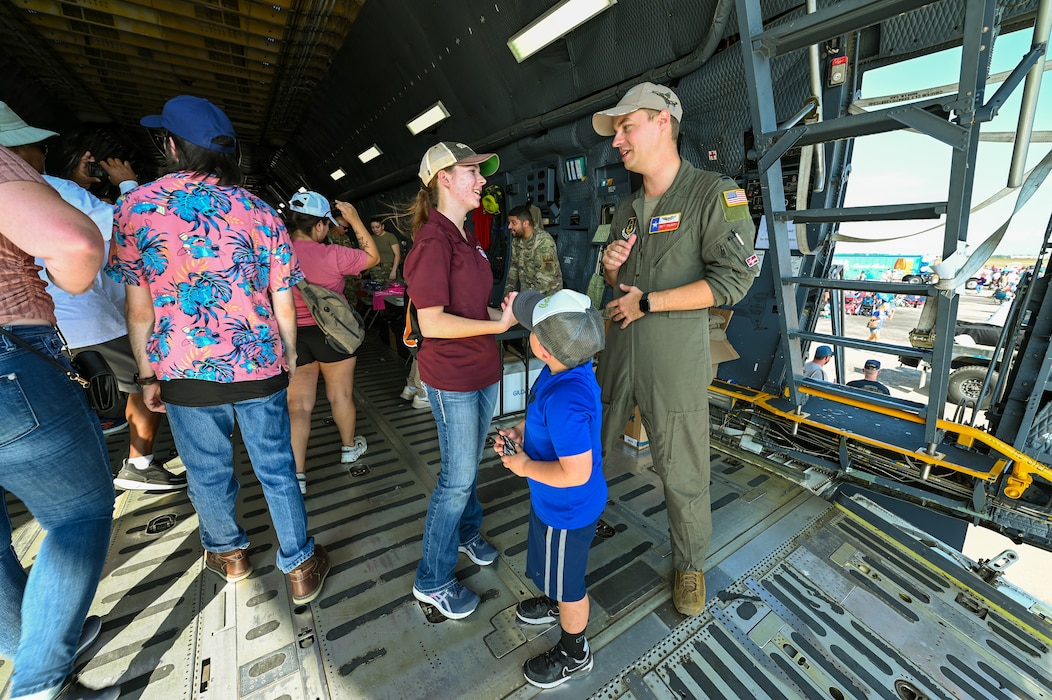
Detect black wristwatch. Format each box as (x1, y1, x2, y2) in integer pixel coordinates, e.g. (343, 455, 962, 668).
(133, 372, 159, 386)
(639, 292, 651, 314)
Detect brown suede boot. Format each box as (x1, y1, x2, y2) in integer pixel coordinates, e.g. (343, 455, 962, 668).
(673, 569, 706, 616)
(288, 543, 331, 605)
(204, 549, 253, 582)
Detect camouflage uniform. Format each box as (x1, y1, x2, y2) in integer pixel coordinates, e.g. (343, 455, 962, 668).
(505, 228, 563, 296)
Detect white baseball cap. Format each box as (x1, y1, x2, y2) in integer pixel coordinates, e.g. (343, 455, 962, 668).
(418, 142, 499, 187)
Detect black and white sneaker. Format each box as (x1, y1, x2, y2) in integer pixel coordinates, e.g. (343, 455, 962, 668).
(523, 643, 592, 689)
(515, 595, 560, 624)
(113, 460, 187, 491)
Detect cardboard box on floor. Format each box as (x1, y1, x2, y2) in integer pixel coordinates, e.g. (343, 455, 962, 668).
(709, 307, 739, 376)
(622, 406, 648, 449)
(618, 308, 740, 450)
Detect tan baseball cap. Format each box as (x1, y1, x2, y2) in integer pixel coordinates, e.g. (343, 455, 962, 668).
(592, 82, 684, 136)
(418, 142, 499, 187)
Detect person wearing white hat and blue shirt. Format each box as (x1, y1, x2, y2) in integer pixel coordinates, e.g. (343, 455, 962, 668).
(496, 288, 606, 688)
(592, 82, 759, 616)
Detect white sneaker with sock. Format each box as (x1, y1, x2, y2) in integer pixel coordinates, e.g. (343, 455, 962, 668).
(341, 436, 368, 463)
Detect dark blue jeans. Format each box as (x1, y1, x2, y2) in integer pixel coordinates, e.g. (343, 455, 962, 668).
(0, 325, 114, 697)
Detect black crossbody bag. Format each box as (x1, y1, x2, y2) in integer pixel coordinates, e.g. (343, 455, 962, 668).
(0, 327, 121, 414)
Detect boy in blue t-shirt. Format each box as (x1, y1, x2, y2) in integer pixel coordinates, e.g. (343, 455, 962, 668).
(495, 289, 607, 689)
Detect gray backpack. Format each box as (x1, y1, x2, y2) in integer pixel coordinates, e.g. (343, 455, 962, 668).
(295, 280, 365, 355)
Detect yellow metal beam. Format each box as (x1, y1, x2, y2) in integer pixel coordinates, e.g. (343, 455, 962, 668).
(708, 381, 1052, 500)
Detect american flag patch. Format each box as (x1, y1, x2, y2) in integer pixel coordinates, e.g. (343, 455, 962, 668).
(746, 254, 760, 268)
(723, 189, 749, 207)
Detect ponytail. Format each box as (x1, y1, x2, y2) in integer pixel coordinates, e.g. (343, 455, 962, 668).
(393, 178, 441, 239)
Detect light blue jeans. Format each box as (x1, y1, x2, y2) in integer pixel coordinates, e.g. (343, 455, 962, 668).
(164, 389, 314, 573)
(414, 382, 498, 593)
(0, 326, 114, 698)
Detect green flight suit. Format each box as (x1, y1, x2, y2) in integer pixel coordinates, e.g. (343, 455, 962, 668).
(596, 159, 758, 572)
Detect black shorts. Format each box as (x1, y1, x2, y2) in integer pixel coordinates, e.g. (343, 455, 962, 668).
(296, 324, 356, 365)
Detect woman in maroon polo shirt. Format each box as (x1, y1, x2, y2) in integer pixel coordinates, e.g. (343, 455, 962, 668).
(402, 142, 518, 620)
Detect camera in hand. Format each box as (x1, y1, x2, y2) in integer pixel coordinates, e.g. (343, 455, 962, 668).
(88, 162, 106, 179)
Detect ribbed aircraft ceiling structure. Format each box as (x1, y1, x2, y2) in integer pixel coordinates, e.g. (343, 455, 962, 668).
(0, 0, 1043, 206)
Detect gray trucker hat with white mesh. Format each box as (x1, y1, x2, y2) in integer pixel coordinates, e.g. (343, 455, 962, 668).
(512, 289, 605, 368)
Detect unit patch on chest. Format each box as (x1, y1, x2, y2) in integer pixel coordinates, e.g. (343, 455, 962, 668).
(649, 212, 681, 234)
(621, 217, 637, 239)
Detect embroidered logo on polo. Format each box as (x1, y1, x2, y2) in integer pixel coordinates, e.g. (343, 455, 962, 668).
(648, 212, 681, 234)
(621, 217, 637, 239)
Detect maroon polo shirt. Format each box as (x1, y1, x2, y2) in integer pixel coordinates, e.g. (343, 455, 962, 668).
(403, 208, 501, 391)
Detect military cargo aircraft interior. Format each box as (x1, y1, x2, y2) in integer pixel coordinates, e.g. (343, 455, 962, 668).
(2, 0, 1052, 698)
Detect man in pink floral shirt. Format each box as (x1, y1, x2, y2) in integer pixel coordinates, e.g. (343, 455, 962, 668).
(106, 95, 330, 605)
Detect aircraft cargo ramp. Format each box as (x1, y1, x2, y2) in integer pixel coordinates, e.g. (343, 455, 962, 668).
(3, 339, 1050, 699)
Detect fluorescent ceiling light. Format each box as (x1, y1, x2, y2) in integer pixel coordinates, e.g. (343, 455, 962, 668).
(358, 145, 382, 164)
(297, 186, 307, 193)
(508, 0, 616, 63)
(407, 101, 450, 135)
(330, 167, 346, 180)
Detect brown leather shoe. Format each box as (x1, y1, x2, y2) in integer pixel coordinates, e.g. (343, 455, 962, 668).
(673, 569, 706, 616)
(289, 543, 330, 605)
(204, 549, 253, 582)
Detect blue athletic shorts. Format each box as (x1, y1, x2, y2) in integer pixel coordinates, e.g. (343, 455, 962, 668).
(525, 506, 597, 603)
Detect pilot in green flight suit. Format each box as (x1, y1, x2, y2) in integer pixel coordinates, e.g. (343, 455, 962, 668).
(593, 83, 759, 616)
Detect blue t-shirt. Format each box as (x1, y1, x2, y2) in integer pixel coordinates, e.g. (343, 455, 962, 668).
(523, 363, 607, 529)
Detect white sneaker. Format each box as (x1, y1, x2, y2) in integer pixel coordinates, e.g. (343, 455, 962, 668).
(412, 395, 430, 410)
(399, 384, 415, 400)
(341, 436, 368, 463)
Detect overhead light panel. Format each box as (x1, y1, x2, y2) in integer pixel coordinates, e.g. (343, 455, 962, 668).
(358, 146, 382, 164)
(508, 0, 616, 63)
(330, 167, 346, 180)
(407, 101, 450, 135)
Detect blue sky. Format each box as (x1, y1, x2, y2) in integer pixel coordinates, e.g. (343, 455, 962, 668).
(837, 29, 1051, 257)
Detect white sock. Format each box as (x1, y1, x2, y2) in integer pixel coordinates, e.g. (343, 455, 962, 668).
(129, 454, 153, 470)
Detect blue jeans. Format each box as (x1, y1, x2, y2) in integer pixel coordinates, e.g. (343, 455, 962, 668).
(164, 389, 314, 573)
(0, 326, 114, 697)
(414, 382, 498, 593)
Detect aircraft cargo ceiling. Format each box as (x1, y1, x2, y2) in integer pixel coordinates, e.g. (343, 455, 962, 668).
(0, 0, 1042, 206)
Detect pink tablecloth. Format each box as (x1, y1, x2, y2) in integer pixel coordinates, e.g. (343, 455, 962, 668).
(372, 283, 405, 310)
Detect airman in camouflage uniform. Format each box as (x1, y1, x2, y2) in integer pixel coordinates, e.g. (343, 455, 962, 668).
(504, 205, 563, 296)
